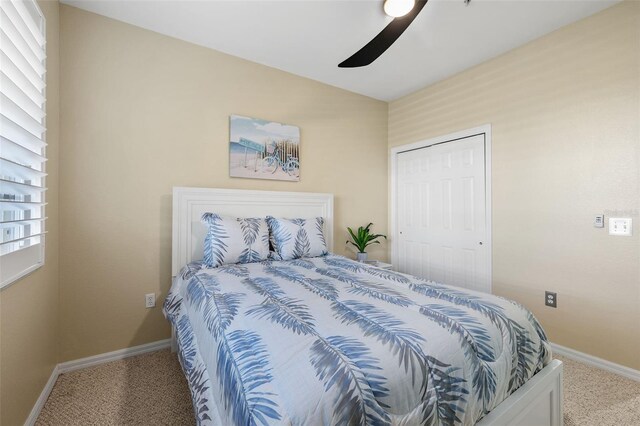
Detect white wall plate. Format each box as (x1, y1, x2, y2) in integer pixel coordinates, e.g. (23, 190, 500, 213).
(608, 218, 632, 236)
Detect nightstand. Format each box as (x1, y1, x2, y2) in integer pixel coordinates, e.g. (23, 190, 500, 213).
(364, 261, 393, 270)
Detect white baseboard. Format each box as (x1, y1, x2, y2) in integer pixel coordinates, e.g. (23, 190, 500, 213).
(551, 342, 640, 382)
(26, 338, 172, 425)
(25, 364, 59, 426)
(58, 338, 171, 374)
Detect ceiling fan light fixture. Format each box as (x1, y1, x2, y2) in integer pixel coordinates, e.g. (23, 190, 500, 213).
(383, 0, 416, 18)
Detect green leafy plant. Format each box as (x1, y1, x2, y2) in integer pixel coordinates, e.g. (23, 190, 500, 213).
(346, 223, 387, 253)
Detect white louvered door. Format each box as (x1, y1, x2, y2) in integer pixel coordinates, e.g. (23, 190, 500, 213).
(396, 134, 489, 293)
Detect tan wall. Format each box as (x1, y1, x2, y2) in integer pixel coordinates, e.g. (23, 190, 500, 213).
(0, 0, 60, 424)
(58, 5, 388, 361)
(389, 2, 640, 369)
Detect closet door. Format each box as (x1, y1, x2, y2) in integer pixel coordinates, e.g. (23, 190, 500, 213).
(396, 134, 489, 292)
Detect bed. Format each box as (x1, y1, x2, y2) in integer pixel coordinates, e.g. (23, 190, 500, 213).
(166, 187, 563, 426)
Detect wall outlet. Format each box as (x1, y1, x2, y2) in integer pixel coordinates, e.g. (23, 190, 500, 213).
(545, 291, 557, 308)
(145, 293, 156, 308)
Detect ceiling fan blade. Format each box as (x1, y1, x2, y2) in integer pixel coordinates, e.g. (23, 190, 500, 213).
(338, 0, 429, 68)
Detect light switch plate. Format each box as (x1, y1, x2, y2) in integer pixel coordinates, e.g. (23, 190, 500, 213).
(609, 218, 632, 236)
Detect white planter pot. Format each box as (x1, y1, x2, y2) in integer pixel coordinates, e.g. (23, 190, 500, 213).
(356, 252, 368, 263)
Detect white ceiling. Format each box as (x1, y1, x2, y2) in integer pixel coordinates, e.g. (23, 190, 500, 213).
(61, 0, 619, 101)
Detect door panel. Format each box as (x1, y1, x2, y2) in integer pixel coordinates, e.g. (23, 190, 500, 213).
(396, 134, 489, 292)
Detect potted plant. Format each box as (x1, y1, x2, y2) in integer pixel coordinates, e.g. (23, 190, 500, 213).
(346, 223, 387, 263)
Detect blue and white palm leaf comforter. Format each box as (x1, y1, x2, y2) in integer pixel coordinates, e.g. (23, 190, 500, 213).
(164, 254, 551, 426)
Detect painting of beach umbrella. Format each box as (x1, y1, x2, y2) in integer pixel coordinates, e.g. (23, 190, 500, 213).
(229, 115, 300, 182)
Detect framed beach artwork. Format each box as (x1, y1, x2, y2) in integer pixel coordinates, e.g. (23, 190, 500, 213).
(229, 115, 300, 182)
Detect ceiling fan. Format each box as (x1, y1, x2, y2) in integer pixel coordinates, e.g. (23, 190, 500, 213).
(339, 0, 470, 68)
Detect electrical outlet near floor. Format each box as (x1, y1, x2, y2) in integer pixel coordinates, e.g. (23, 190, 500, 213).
(145, 293, 156, 308)
(545, 291, 557, 308)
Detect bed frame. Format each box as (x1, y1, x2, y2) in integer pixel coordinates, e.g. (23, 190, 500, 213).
(171, 186, 563, 426)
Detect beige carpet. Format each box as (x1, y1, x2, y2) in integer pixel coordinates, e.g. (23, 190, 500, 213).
(36, 350, 640, 425)
(36, 350, 194, 426)
(556, 355, 640, 426)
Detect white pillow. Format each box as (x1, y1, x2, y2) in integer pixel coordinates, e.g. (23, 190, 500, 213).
(202, 213, 270, 267)
(266, 216, 328, 261)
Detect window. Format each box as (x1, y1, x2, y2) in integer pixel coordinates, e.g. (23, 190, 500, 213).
(0, 0, 47, 288)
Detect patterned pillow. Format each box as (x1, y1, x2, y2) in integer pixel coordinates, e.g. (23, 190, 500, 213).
(266, 216, 328, 260)
(202, 213, 270, 267)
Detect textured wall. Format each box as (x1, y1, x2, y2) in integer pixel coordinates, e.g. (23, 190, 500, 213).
(389, 2, 640, 369)
(58, 5, 388, 362)
(0, 1, 60, 424)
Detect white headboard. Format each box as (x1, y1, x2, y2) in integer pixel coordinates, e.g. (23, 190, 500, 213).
(172, 187, 334, 276)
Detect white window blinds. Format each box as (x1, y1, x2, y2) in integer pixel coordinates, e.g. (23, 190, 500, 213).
(0, 0, 46, 288)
